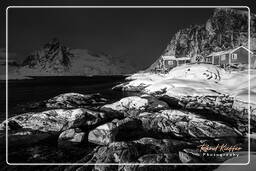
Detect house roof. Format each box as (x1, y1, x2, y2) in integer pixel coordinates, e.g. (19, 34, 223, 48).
(207, 46, 253, 57)
(162, 55, 190, 61)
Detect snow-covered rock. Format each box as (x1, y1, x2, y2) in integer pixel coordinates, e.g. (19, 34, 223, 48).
(139, 110, 239, 138)
(88, 122, 118, 145)
(46, 92, 108, 109)
(88, 117, 141, 145)
(101, 95, 169, 116)
(58, 128, 86, 148)
(113, 72, 165, 91)
(1, 108, 86, 132)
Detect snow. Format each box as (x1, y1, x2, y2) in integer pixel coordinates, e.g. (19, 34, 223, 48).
(103, 96, 149, 111)
(143, 79, 222, 97)
(123, 64, 256, 104)
(165, 64, 226, 82)
(218, 70, 256, 104)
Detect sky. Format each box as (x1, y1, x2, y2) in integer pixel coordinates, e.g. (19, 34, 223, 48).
(5, 7, 215, 69)
(0, 0, 255, 70)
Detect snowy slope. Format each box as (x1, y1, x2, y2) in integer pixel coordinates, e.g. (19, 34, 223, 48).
(119, 64, 256, 104)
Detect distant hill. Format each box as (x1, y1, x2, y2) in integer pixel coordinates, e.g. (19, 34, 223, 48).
(16, 38, 137, 76)
(147, 8, 256, 71)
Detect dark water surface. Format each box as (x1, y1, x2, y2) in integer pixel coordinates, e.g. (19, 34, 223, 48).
(0, 76, 131, 120)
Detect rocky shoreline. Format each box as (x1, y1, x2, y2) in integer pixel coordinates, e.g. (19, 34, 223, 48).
(0, 89, 254, 170)
(1, 64, 256, 170)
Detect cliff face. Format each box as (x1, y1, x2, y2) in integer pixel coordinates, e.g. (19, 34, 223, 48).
(148, 8, 256, 70)
(22, 38, 74, 73)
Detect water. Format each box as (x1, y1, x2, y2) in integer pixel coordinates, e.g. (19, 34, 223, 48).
(0, 76, 132, 120)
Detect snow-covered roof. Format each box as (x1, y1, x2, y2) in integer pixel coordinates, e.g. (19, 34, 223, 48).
(162, 56, 190, 61)
(176, 57, 191, 61)
(162, 56, 176, 60)
(207, 46, 253, 57)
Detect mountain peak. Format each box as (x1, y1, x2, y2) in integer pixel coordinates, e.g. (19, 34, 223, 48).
(147, 8, 255, 71)
(18, 39, 136, 76)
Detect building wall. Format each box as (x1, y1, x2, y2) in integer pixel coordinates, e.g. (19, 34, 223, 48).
(164, 60, 177, 69)
(251, 54, 256, 68)
(205, 57, 212, 64)
(213, 56, 220, 65)
(231, 47, 249, 64)
(220, 54, 229, 65)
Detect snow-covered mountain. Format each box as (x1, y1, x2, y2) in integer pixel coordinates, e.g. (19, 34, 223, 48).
(18, 38, 136, 76)
(147, 8, 256, 71)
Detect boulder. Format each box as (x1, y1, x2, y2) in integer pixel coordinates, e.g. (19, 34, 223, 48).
(1, 108, 87, 132)
(58, 128, 86, 147)
(133, 137, 193, 155)
(101, 95, 168, 117)
(62, 108, 123, 131)
(46, 92, 108, 109)
(88, 118, 142, 145)
(139, 110, 239, 139)
(137, 153, 180, 163)
(90, 142, 140, 164)
(88, 122, 118, 145)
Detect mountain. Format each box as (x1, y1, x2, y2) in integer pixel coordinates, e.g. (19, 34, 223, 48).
(147, 8, 256, 71)
(18, 38, 137, 76)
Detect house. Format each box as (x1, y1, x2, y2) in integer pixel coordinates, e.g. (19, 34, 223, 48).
(205, 46, 256, 68)
(158, 55, 191, 71)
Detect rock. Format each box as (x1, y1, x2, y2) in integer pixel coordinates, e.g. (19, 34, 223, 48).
(46, 92, 108, 109)
(58, 128, 86, 147)
(1, 108, 87, 132)
(101, 95, 168, 117)
(90, 142, 140, 164)
(62, 108, 123, 131)
(137, 153, 180, 163)
(133, 137, 193, 155)
(113, 72, 165, 92)
(139, 110, 239, 139)
(88, 122, 118, 145)
(88, 118, 142, 145)
(179, 149, 202, 163)
(233, 99, 256, 132)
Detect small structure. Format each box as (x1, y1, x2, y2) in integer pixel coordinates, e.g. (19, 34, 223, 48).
(205, 46, 256, 67)
(159, 55, 190, 71)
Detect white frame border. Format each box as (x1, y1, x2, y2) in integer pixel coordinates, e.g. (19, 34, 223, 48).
(5, 5, 251, 166)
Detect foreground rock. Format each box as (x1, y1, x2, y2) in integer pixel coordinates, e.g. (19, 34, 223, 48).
(12, 92, 109, 113)
(139, 110, 239, 139)
(101, 95, 169, 117)
(46, 92, 108, 109)
(88, 117, 141, 145)
(58, 128, 86, 148)
(88, 109, 239, 146)
(1, 108, 86, 132)
(1, 107, 123, 133)
(67, 138, 229, 171)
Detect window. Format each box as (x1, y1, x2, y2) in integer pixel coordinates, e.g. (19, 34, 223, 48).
(232, 54, 237, 60)
(167, 60, 174, 65)
(221, 55, 226, 61)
